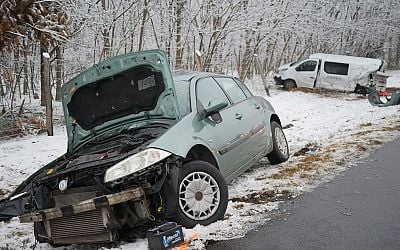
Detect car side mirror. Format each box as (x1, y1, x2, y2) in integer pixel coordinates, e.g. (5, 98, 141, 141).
(205, 98, 228, 116)
(198, 98, 228, 120)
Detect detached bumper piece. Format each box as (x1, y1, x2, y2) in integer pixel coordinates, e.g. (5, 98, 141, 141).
(19, 188, 144, 245)
(368, 89, 400, 107)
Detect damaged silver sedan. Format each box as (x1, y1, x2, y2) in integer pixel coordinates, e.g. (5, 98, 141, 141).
(0, 50, 289, 245)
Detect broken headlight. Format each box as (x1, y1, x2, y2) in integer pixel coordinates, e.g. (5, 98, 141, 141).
(104, 148, 171, 183)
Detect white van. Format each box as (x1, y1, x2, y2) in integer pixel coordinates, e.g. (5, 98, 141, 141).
(274, 53, 385, 91)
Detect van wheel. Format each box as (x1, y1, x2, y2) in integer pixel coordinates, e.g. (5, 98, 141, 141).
(175, 160, 228, 228)
(283, 80, 296, 91)
(267, 121, 289, 164)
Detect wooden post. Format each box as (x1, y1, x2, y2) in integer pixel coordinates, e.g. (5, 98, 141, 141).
(42, 51, 53, 136)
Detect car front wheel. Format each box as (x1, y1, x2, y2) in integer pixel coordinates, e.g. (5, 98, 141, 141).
(283, 79, 296, 90)
(175, 160, 228, 228)
(267, 121, 289, 164)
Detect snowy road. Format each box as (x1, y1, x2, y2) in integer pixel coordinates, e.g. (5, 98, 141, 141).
(0, 84, 399, 249)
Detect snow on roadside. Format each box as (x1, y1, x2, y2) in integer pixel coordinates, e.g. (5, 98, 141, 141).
(0, 80, 400, 249)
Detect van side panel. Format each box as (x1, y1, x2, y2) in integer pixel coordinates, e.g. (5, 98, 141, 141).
(317, 61, 350, 91)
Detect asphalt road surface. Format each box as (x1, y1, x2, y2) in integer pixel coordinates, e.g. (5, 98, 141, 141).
(209, 137, 400, 250)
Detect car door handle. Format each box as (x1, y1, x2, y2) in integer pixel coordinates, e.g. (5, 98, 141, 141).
(235, 113, 242, 120)
(310, 76, 315, 79)
(255, 104, 261, 110)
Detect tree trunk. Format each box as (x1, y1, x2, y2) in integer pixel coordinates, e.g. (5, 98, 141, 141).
(42, 50, 53, 136)
(254, 57, 270, 96)
(31, 43, 37, 99)
(23, 41, 29, 95)
(138, 0, 148, 51)
(14, 48, 22, 99)
(239, 30, 253, 81)
(55, 46, 63, 101)
(175, 0, 184, 69)
(40, 45, 47, 106)
(101, 0, 111, 59)
(0, 73, 4, 97)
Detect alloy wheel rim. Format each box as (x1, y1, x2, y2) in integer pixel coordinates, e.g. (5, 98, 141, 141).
(275, 127, 288, 156)
(179, 171, 220, 221)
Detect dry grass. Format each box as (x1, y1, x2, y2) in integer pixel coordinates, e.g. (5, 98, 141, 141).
(0, 115, 46, 140)
(369, 139, 382, 145)
(360, 122, 372, 127)
(233, 203, 245, 210)
(271, 153, 333, 179)
(231, 190, 292, 204)
(381, 125, 400, 131)
(352, 130, 374, 136)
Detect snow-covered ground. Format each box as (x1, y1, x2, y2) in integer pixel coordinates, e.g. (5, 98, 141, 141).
(386, 70, 400, 88)
(0, 75, 400, 249)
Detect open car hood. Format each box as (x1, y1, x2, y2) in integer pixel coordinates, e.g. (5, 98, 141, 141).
(62, 50, 180, 152)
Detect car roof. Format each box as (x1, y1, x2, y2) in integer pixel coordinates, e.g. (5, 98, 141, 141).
(172, 71, 228, 82)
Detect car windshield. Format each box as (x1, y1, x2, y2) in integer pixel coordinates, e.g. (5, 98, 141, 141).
(174, 80, 191, 117)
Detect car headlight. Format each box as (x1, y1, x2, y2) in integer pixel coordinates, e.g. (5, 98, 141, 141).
(104, 148, 171, 183)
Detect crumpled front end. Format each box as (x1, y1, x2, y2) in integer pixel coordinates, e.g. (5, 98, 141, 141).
(0, 124, 182, 245)
(20, 188, 146, 245)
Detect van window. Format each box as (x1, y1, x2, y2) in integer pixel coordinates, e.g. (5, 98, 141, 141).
(295, 60, 317, 72)
(324, 62, 349, 75)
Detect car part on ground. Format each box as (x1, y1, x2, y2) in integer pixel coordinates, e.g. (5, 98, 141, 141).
(368, 88, 400, 107)
(0, 49, 288, 246)
(147, 222, 184, 250)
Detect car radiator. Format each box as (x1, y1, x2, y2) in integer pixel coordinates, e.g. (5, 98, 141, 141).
(49, 209, 115, 244)
(45, 186, 116, 245)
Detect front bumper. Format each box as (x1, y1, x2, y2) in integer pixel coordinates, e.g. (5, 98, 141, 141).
(273, 76, 284, 85)
(20, 188, 145, 245)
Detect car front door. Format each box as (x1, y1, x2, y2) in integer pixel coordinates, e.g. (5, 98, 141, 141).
(294, 59, 319, 88)
(195, 77, 261, 180)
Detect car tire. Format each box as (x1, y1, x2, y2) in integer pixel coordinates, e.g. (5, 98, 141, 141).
(283, 80, 296, 91)
(267, 121, 289, 164)
(175, 160, 228, 228)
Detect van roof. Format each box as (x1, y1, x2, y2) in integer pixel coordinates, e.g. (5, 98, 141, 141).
(309, 53, 382, 67)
